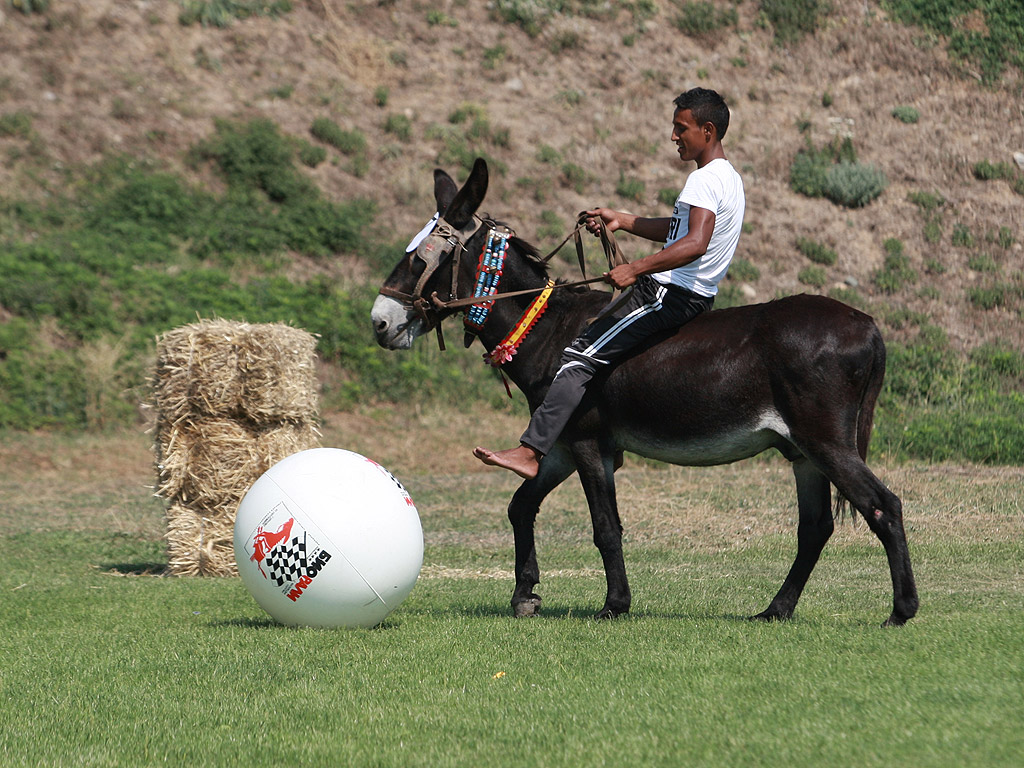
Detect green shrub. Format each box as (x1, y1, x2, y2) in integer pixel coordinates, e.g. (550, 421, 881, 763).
(729, 258, 760, 282)
(297, 141, 326, 168)
(829, 286, 865, 308)
(310, 117, 366, 156)
(789, 137, 857, 198)
(885, 1, 1024, 85)
(674, 1, 738, 36)
(891, 105, 920, 124)
(657, 187, 678, 206)
(491, 0, 551, 36)
(7, 0, 50, 13)
(973, 159, 1017, 181)
(384, 113, 413, 141)
(0, 111, 33, 138)
(796, 237, 837, 265)
(616, 173, 645, 203)
(907, 190, 945, 211)
(193, 118, 314, 203)
(483, 45, 507, 69)
(873, 239, 917, 294)
(968, 253, 999, 273)
(178, 0, 292, 28)
(952, 222, 975, 248)
(967, 284, 1008, 310)
(823, 162, 887, 207)
(759, 0, 825, 45)
(426, 9, 458, 26)
(798, 265, 828, 288)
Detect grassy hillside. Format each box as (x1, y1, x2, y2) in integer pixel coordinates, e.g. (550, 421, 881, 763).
(0, 0, 1022, 461)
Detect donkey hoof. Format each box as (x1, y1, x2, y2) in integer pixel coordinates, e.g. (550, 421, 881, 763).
(882, 613, 909, 628)
(594, 606, 627, 620)
(749, 608, 791, 622)
(512, 596, 542, 618)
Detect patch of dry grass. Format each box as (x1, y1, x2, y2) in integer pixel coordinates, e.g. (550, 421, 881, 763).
(4, 416, 1018, 571)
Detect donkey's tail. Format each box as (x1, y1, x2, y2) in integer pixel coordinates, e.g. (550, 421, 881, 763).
(856, 327, 887, 462)
(833, 324, 887, 520)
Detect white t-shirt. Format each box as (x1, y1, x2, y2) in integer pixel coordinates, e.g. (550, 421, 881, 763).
(652, 158, 745, 297)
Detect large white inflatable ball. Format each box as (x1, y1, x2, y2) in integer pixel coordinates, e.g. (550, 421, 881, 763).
(234, 448, 423, 628)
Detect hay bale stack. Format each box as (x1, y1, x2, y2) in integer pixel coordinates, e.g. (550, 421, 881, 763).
(152, 320, 321, 576)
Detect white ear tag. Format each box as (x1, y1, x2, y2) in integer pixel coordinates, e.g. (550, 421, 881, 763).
(406, 212, 440, 253)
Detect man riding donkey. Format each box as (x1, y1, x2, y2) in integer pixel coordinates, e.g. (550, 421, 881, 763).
(475, 87, 746, 479)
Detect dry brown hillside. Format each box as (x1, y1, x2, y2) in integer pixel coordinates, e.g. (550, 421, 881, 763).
(1, 0, 1022, 349)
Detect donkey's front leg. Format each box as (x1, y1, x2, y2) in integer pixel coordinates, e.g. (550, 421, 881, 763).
(572, 438, 631, 619)
(507, 446, 576, 617)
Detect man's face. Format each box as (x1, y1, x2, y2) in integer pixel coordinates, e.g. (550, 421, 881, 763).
(671, 108, 710, 163)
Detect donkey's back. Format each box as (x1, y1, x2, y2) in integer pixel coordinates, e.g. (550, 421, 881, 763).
(594, 294, 884, 467)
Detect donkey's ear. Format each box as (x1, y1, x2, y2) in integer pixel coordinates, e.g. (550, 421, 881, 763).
(443, 157, 488, 229)
(433, 169, 458, 215)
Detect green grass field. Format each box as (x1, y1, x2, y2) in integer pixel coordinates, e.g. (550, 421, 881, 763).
(1, 427, 1022, 767)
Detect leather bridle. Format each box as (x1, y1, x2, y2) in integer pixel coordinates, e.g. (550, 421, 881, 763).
(378, 212, 627, 350)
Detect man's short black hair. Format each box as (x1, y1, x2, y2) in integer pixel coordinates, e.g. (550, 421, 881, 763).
(674, 88, 730, 140)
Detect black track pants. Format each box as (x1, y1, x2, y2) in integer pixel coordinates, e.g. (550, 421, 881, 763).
(520, 276, 713, 456)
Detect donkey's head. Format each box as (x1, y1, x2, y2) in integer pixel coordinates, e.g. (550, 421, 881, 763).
(372, 158, 488, 350)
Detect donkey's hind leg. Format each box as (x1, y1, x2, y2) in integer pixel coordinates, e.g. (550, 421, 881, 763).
(753, 458, 834, 621)
(810, 449, 918, 627)
(507, 444, 576, 617)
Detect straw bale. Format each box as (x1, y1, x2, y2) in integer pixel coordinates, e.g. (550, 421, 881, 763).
(151, 319, 321, 576)
(176, 418, 264, 511)
(256, 421, 322, 470)
(152, 319, 246, 423)
(165, 501, 238, 577)
(238, 325, 319, 424)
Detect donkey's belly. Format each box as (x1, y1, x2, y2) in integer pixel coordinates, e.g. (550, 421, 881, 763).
(615, 409, 792, 466)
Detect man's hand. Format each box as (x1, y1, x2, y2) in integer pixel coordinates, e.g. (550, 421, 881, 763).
(585, 208, 629, 236)
(603, 263, 638, 290)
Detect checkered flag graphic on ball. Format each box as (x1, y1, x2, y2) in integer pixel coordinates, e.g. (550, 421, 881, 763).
(266, 533, 308, 587)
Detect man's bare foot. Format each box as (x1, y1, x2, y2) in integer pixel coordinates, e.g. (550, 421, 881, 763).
(473, 444, 540, 480)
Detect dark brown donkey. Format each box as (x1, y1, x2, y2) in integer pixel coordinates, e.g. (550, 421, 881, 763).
(372, 158, 918, 627)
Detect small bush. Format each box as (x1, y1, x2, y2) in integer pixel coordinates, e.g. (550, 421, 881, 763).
(179, 0, 292, 28)
(967, 284, 1008, 310)
(891, 105, 920, 124)
(907, 190, 945, 211)
(297, 141, 326, 168)
(310, 118, 366, 156)
(616, 173, 646, 203)
(561, 163, 590, 194)
(968, 253, 999, 273)
(191, 118, 314, 203)
(674, 1, 738, 36)
(384, 113, 413, 141)
(789, 137, 858, 198)
(0, 111, 33, 138)
(483, 45, 507, 69)
(952, 222, 975, 248)
(873, 239, 917, 294)
(823, 162, 887, 208)
(8, 0, 50, 14)
(973, 159, 1017, 181)
(796, 237, 837, 265)
(798, 265, 828, 288)
(760, 0, 825, 45)
(789, 147, 832, 197)
(729, 258, 760, 282)
(426, 9, 457, 26)
(657, 188, 678, 207)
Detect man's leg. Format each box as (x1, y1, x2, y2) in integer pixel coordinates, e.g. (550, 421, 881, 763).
(475, 278, 706, 477)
